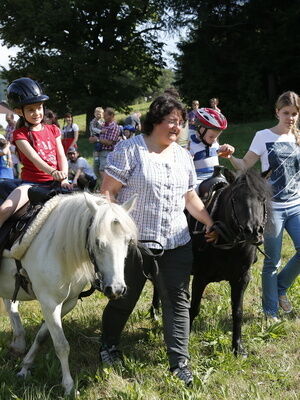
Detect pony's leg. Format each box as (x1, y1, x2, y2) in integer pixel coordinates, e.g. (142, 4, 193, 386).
(190, 274, 207, 329)
(37, 298, 78, 396)
(17, 322, 49, 378)
(18, 298, 78, 394)
(230, 273, 250, 357)
(4, 299, 26, 355)
(150, 284, 160, 321)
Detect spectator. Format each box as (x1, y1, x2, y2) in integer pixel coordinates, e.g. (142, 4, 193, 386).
(5, 112, 20, 178)
(209, 97, 221, 113)
(61, 112, 79, 153)
(124, 111, 141, 132)
(89, 107, 104, 178)
(67, 147, 97, 192)
(91, 107, 120, 181)
(44, 109, 60, 128)
(188, 100, 200, 131)
(163, 87, 181, 99)
(121, 125, 136, 140)
(0, 134, 14, 179)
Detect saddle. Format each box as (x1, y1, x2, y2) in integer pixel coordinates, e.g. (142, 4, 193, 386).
(0, 181, 72, 257)
(190, 166, 229, 251)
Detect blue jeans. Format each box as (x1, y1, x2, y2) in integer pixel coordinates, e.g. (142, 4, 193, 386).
(262, 203, 300, 316)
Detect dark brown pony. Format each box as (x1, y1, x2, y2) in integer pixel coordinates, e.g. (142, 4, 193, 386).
(189, 167, 271, 355)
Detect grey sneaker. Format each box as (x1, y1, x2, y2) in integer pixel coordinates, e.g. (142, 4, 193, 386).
(172, 360, 193, 386)
(279, 295, 293, 313)
(100, 344, 123, 366)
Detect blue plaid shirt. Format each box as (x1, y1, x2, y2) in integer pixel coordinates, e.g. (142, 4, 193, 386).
(105, 134, 196, 249)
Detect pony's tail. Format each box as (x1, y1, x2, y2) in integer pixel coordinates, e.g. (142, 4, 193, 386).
(0, 298, 6, 314)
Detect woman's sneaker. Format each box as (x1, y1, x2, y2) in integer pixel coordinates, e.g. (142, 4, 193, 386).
(279, 295, 293, 313)
(100, 344, 123, 366)
(171, 360, 193, 386)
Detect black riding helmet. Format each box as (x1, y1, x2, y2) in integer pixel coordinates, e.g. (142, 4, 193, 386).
(7, 77, 49, 110)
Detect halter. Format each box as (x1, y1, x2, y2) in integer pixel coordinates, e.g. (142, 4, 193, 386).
(212, 183, 268, 251)
(193, 180, 268, 253)
(78, 216, 104, 299)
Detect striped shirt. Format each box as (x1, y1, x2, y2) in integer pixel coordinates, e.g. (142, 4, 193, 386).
(105, 134, 197, 249)
(189, 133, 220, 182)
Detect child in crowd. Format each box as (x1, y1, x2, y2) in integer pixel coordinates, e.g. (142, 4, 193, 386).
(120, 124, 136, 140)
(0, 77, 71, 228)
(67, 147, 97, 192)
(209, 97, 221, 112)
(0, 135, 14, 179)
(61, 112, 79, 153)
(189, 108, 235, 185)
(89, 107, 104, 178)
(44, 109, 61, 128)
(4, 112, 20, 178)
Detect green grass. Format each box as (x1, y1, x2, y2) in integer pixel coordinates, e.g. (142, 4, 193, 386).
(1, 235, 299, 399)
(1, 116, 299, 399)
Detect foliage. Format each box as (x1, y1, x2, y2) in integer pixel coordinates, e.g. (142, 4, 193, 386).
(172, 0, 300, 121)
(0, 1, 172, 124)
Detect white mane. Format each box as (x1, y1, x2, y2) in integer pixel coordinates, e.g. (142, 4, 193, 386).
(41, 192, 138, 282)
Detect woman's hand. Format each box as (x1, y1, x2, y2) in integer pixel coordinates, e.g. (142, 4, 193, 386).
(204, 226, 218, 243)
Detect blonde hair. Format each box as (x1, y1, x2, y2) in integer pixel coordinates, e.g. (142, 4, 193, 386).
(94, 107, 104, 113)
(276, 91, 300, 145)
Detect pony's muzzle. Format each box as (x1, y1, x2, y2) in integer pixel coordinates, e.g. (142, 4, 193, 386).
(103, 285, 127, 299)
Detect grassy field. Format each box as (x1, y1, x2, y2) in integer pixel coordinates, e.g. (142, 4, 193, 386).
(1, 117, 300, 399)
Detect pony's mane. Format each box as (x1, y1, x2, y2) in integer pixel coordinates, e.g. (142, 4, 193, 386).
(45, 192, 137, 282)
(235, 169, 271, 200)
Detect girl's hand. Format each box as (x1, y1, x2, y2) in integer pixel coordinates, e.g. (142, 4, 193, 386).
(60, 178, 73, 190)
(51, 169, 68, 181)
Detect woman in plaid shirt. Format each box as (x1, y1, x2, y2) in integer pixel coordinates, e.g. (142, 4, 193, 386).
(99, 95, 215, 386)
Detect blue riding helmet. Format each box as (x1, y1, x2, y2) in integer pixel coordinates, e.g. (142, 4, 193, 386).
(123, 124, 136, 132)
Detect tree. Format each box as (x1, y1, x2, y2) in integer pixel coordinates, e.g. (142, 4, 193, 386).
(172, 0, 300, 121)
(0, 0, 172, 129)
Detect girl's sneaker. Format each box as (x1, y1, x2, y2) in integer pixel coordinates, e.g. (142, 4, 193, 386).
(279, 295, 293, 313)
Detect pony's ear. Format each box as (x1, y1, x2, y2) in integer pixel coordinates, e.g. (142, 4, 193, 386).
(223, 168, 236, 184)
(261, 167, 272, 179)
(122, 194, 138, 213)
(84, 193, 98, 215)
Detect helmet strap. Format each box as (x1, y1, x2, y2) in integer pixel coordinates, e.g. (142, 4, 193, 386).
(199, 127, 212, 147)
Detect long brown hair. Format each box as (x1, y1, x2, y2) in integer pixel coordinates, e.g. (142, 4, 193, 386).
(275, 91, 300, 145)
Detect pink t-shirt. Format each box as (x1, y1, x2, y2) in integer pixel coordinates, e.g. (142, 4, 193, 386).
(13, 124, 61, 182)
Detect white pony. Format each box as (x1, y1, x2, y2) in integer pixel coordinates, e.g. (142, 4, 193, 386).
(0, 192, 137, 395)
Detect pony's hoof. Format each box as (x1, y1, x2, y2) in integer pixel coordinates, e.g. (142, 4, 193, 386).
(17, 369, 31, 379)
(64, 389, 80, 398)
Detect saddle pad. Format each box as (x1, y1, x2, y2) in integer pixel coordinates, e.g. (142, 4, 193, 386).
(3, 195, 61, 260)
